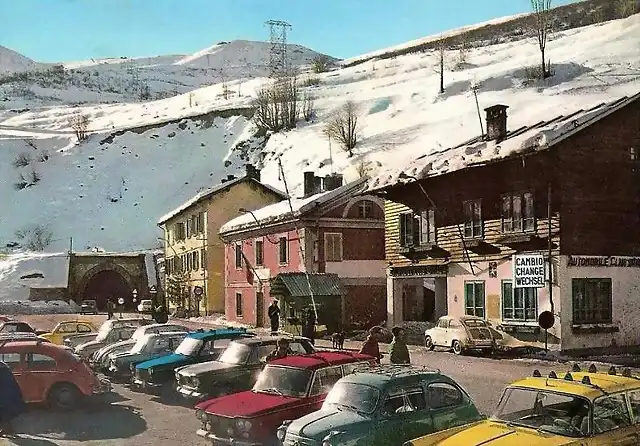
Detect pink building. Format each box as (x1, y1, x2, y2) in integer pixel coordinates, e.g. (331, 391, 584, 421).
(218, 173, 387, 331)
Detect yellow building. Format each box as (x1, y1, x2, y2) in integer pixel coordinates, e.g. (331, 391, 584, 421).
(157, 165, 286, 314)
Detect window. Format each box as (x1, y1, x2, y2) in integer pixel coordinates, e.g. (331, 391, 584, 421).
(592, 394, 631, 434)
(77, 324, 92, 333)
(464, 281, 485, 318)
(358, 200, 373, 218)
(255, 239, 264, 266)
(186, 218, 192, 238)
(189, 215, 197, 237)
(324, 233, 343, 262)
(175, 222, 185, 240)
(398, 212, 416, 247)
(235, 292, 243, 317)
(572, 278, 612, 324)
(501, 281, 537, 321)
(200, 249, 206, 268)
(427, 382, 463, 409)
(463, 199, 483, 238)
(501, 192, 535, 233)
(27, 353, 57, 370)
(279, 237, 288, 264)
(185, 253, 191, 271)
(197, 212, 205, 234)
(192, 251, 199, 270)
(0, 353, 21, 370)
(57, 323, 75, 334)
(420, 209, 436, 244)
(235, 243, 243, 269)
(309, 366, 343, 395)
(382, 386, 427, 416)
(399, 210, 436, 247)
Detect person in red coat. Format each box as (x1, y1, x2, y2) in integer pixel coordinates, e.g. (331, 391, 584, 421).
(359, 326, 383, 363)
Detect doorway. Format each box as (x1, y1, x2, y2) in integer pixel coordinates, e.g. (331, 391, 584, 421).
(256, 291, 264, 327)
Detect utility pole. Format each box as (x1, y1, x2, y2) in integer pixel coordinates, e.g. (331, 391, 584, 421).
(265, 20, 292, 79)
(547, 181, 554, 313)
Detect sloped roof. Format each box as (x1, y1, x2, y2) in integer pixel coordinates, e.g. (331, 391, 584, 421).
(270, 272, 346, 297)
(219, 177, 368, 235)
(365, 92, 640, 193)
(158, 176, 287, 225)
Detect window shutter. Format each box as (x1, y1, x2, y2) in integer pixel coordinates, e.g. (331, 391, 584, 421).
(428, 209, 436, 242)
(398, 214, 406, 247)
(412, 213, 420, 246)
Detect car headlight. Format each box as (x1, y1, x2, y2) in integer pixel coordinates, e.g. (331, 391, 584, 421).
(195, 409, 206, 421)
(235, 418, 252, 432)
(191, 376, 200, 387)
(148, 368, 154, 376)
(322, 442, 332, 446)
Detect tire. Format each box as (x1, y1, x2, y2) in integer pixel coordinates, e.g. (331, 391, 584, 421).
(424, 336, 435, 351)
(452, 340, 463, 355)
(48, 383, 81, 410)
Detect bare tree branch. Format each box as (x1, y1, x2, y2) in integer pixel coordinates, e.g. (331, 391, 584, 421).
(531, 0, 553, 79)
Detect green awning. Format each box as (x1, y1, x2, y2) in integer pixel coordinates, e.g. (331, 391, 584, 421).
(270, 272, 345, 298)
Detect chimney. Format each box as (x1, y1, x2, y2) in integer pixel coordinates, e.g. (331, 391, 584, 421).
(303, 171, 315, 197)
(323, 173, 344, 191)
(484, 104, 509, 142)
(227, 174, 236, 181)
(245, 164, 260, 182)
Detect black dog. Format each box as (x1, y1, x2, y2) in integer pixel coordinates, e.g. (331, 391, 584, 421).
(332, 331, 345, 350)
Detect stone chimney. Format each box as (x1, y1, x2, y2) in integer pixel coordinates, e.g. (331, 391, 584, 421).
(303, 171, 316, 198)
(484, 104, 509, 142)
(245, 164, 260, 181)
(227, 174, 236, 181)
(323, 173, 344, 191)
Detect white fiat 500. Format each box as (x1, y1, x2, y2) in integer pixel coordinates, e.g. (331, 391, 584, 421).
(424, 315, 495, 355)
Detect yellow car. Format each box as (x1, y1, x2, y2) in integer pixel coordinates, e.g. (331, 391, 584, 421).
(407, 364, 640, 446)
(39, 320, 97, 345)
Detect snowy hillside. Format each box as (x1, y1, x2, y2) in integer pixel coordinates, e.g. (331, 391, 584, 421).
(0, 40, 335, 108)
(0, 13, 638, 262)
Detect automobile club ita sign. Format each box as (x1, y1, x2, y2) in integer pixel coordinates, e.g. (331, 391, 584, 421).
(512, 254, 545, 288)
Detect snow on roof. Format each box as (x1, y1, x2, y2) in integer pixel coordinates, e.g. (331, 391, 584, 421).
(219, 177, 368, 235)
(365, 92, 640, 193)
(157, 177, 287, 225)
(0, 253, 70, 301)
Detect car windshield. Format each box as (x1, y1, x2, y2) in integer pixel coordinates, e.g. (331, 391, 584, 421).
(492, 387, 591, 438)
(175, 337, 202, 356)
(323, 382, 380, 414)
(130, 336, 150, 354)
(253, 365, 312, 398)
(95, 324, 111, 342)
(131, 326, 149, 341)
(218, 342, 251, 365)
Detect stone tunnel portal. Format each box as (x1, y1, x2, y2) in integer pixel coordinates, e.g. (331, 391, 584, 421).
(82, 269, 133, 311)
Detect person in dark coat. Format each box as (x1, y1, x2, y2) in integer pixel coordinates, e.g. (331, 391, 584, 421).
(107, 298, 114, 320)
(302, 307, 317, 345)
(359, 326, 383, 363)
(265, 337, 294, 361)
(267, 300, 280, 335)
(0, 361, 26, 437)
(389, 326, 410, 364)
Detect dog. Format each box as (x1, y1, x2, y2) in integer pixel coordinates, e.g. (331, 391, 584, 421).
(332, 331, 346, 350)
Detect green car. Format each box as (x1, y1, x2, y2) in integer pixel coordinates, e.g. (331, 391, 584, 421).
(278, 364, 485, 446)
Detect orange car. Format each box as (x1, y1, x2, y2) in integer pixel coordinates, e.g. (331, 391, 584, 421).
(0, 339, 111, 409)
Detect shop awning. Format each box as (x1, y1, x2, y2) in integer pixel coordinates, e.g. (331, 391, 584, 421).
(270, 272, 346, 298)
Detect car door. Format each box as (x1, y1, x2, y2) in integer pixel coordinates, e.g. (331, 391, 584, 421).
(306, 365, 344, 410)
(431, 318, 447, 346)
(55, 323, 76, 344)
(0, 351, 28, 399)
(426, 381, 477, 432)
(587, 393, 639, 445)
(23, 352, 59, 403)
(376, 385, 433, 445)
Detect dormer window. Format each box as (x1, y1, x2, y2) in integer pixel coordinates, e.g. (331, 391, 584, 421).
(398, 209, 436, 247)
(501, 192, 535, 233)
(463, 200, 483, 238)
(358, 200, 373, 218)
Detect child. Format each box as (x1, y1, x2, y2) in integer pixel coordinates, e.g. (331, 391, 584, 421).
(389, 326, 410, 364)
(359, 326, 383, 363)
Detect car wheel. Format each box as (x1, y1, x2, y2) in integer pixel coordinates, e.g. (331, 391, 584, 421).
(452, 340, 463, 355)
(424, 335, 435, 351)
(48, 383, 81, 410)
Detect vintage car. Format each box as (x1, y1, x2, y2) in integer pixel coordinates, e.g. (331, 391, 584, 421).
(280, 364, 484, 446)
(407, 364, 640, 446)
(80, 299, 99, 315)
(195, 351, 376, 445)
(74, 317, 152, 359)
(64, 317, 152, 348)
(133, 327, 253, 394)
(107, 331, 188, 379)
(0, 339, 111, 409)
(175, 335, 315, 402)
(0, 320, 47, 335)
(90, 322, 190, 372)
(424, 316, 495, 355)
(0, 315, 11, 322)
(39, 320, 97, 345)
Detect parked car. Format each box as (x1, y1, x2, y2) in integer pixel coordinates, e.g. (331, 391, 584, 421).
(0, 315, 11, 322)
(74, 322, 144, 360)
(133, 328, 253, 394)
(424, 316, 495, 355)
(64, 317, 152, 348)
(39, 320, 97, 345)
(137, 299, 153, 313)
(0, 332, 73, 351)
(107, 331, 188, 379)
(280, 364, 484, 446)
(0, 339, 111, 409)
(90, 322, 190, 372)
(80, 299, 98, 315)
(195, 351, 376, 445)
(0, 321, 47, 335)
(176, 335, 315, 402)
(407, 364, 640, 445)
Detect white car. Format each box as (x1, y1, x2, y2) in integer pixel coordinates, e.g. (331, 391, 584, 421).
(424, 315, 495, 355)
(137, 299, 153, 313)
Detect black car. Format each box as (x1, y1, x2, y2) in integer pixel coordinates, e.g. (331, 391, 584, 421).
(174, 335, 315, 402)
(0, 321, 47, 335)
(80, 299, 98, 315)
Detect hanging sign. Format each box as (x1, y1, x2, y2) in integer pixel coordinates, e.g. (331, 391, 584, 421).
(513, 254, 545, 288)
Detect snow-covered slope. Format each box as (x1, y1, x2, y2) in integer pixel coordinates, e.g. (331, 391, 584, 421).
(0, 40, 335, 108)
(0, 45, 40, 74)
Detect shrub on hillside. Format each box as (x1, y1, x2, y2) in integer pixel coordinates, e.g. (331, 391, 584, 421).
(323, 101, 360, 157)
(12, 152, 31, 168)
(303, 76, 321, 87)
(252, 76, 300, 132)
(302, 93, 315, 122)
(312, 55, 332, 73)
(69, 113, 90, 141)
(13, 174, 28, 190)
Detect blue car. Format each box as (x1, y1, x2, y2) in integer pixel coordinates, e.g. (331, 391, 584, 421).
(132, 327, 253, 394)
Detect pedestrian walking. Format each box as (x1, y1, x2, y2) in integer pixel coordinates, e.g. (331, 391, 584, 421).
(389, 326, 410, 364)
(107, 298, 114, 320)
(0, 361, 26, 437)
(359, 326, 384, 363)
(302, 307, 316, 345)
(267, 299, 280, 335)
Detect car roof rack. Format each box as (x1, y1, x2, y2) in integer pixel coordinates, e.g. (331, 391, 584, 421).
(350, 364, 441, 377)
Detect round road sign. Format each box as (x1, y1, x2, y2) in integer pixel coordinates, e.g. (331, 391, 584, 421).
(538, 311, 555, 330)
(193, 286, 204, 296)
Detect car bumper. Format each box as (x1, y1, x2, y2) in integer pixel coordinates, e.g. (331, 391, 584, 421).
(464, 341, 495, 349)
(131, 378, 162, 393)
(177, 385, 206, 400)
(196, 429, 259, 446)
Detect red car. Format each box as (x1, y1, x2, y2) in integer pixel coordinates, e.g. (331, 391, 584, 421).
(195, 351, 375, 445)
(0, 340, 111, 409)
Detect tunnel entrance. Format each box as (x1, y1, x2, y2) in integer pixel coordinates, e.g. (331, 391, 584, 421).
(82, 269, 133, 311)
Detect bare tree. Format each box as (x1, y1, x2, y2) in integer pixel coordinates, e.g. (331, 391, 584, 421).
(302, 93, 315, 122)
(437, 42, 446, 93)
(324, 101, 360, 157)
(616, 0, 638, 18)
(252, 76, 300, 132)
(69, 113, 90, 141)
(355, 157, 371, 178)
(531, 0, 553, 79)
(15, 224, 53, 251)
